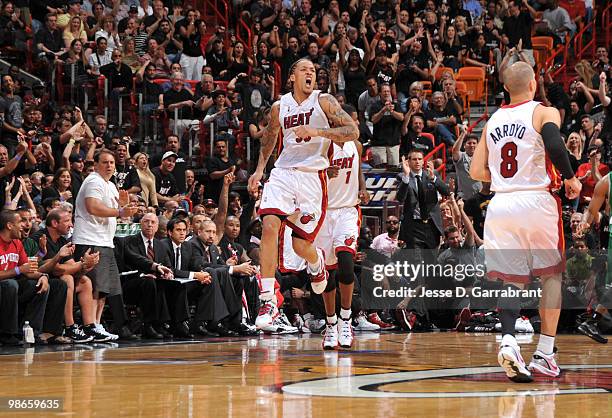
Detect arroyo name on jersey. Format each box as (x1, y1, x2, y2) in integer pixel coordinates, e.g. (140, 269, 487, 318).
(489, 123, 527, 144)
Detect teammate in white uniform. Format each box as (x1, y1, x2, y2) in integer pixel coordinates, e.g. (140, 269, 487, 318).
(247, 59, 359, 333)
(318, 139, 369, 350)
(470, 62, 581, 383)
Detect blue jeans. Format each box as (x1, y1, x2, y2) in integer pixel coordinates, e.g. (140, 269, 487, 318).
(436, 124, 456, 146)
(397, 91, 409, 113)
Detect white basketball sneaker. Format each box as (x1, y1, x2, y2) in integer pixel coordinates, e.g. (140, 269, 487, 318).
(255, 300, 279, 333)
(270, 313, 299, 334)
(322, 323, 339, 350)
(309, 248, 328, 295)
(498, 337, 533, 383)
(529, 348, 561, 377)
(353, 313, 381, 331)
(338, 317, 354, 349)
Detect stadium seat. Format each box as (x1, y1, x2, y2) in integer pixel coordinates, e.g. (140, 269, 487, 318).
(532, 36, 554, 72)
(455, 80, 470, 119)
(434, 66, 451, 81)
(456, 67, 486, 103)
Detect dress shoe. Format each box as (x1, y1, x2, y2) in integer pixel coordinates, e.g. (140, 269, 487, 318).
(173, 321, 194, 339)
(192, 321, 218, 337)
(207, 323, 238, 337)
(155, 323, 173, 339)
(236, 323, 260, 336)
(111, 325, 140, 341)
(0, 333, 20, 346)
(142, 324, 164, 339)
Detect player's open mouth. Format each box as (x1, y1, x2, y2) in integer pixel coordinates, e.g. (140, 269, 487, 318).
(305, 78, 313, 86)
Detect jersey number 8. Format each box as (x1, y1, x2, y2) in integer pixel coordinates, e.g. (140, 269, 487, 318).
(500, 142, 518, 178)
(296, 136, 312, 143)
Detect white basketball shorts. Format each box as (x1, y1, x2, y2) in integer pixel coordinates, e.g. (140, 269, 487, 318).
(259, 167, 328, 242)
(484, 190, 564, 283)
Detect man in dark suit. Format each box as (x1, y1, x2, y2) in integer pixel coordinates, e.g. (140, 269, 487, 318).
(161, 218, 237, 337)
(397, 149, 450, 249)
(190, 219, 257, 333)
(120, 213, 175, 339)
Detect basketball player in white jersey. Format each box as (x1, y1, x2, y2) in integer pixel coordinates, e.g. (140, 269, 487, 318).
(470, 62, 581, 382)
(278, 135, 368, 348)
(319, 137, 369, 349)
(247, 59, 359, 332)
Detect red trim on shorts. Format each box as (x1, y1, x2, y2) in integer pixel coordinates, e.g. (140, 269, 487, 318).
(487, 271, 532, 284)
(258, 208, 290, 217)
(326, 263, 338, 271)
(501, 99, 531, 109)
(286, 170, 328, 243)
(335, 246, 356, 256)
(532, 260, 565, 276)
(543, 191, 566, 273)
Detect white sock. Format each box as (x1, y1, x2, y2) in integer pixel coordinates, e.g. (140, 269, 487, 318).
(326, 314, 337, 325)
(340, 308, 352, 321)
(537, 334, 555, 355)
(307, 249, 323, 275)
(259, 277, 276, 303)
(501, 334, 517, 347)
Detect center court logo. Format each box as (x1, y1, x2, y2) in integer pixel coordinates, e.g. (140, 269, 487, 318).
(281, 365, 612, 398)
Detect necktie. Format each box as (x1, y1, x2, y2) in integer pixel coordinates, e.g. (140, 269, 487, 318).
(175, 245, 181, 269)
(147, 240, 155, 260)
(205, 246, 211, 263)
(415, 174, 426, 219)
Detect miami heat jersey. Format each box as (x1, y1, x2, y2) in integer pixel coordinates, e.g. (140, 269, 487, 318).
(276, 90, 331, 171)
(486, 100, 560, 193)
(328, 141, 360, 208)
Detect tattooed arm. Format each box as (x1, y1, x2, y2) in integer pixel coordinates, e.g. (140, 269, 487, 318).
(247, 101, 281, 193)
(293, 94, 359, 143)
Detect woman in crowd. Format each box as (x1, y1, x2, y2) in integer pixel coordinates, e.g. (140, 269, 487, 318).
(95, 16, 122, 53)
(63, 15, 88, 49)
(42, 168, 74, 206)
(134, 152, 158, 208)
(121, 37, 142, 73)
(226, 41, 253, 81)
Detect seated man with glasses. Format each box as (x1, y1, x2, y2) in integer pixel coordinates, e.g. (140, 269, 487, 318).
(100, 49, 133, 126)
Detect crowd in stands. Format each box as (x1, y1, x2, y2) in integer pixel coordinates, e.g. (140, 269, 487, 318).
(0, 0, 610, 345)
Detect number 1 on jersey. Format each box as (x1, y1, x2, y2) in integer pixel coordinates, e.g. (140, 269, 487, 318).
(345, 171, 351, 184)
(500, 142, 518, 178)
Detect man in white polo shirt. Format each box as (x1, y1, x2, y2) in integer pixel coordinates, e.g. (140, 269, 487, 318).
(73, 149, 139, 340)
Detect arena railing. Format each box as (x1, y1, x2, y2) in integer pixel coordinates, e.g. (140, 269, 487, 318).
(199, 0, 229, 40)
(424, 143, 447, 181)
(602, 1, 612, 47)
(236, 15, 252, 55)
(573, 10, 597, 62)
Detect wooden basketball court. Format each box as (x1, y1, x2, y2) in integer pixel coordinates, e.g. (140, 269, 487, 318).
(0, 333, 609, 417)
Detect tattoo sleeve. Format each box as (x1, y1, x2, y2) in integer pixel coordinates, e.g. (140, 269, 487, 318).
(317, 94, 360, 143)
(256, 102, 281, 172)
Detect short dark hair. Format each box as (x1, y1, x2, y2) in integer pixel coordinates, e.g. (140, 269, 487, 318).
(94, 148, 115, 163)
(289, 58, 314, 76)
(444, 225, 459, 239)
(42, 197, 59, 210)
(46, 208, 70, 227)
(408, 149, 424, 158)
(0, 210, 18, 230)
(167, 218, 187, 232)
